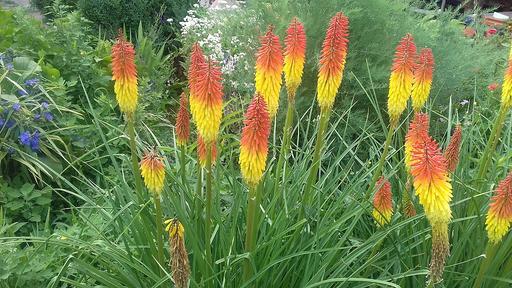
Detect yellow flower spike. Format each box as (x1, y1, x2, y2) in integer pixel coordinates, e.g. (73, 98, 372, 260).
(139, 149, 166, 195)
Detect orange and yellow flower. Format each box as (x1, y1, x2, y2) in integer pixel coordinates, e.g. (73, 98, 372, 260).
(283, 17, 306, 100)
(197, 135, 217, 167)
(176, 92, 190, 146)
(316, 12, 349, 111)
(189, 60, 223, 143)
(239, 94, 271, 186)
(255, 26, 284, 118)
(410, 134, 452, 224)
(140, 150, 166, 195)
(387, 34, 417, 124)
(411, 48, 434, 112)
(501, 43, 512, 109)
(111, 33, 138, 114)
(486, 171, 512, 243)
(372, 176, 393, 227)
(444, 124, 462, 173)
(188, 43, 206, 92)
(405, 113, 430, 171)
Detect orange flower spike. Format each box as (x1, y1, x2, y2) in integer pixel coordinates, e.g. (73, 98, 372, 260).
(316, 12, 349, 111)
(190, 60, 223, 143)
(111, 33, 138, 114)
(411, 48, 434, 111)
(501, 43, 512, 109)
(410, 136, 452, 224)
(197, 135, 217, 168)
(283, 17, 307, 99)
(387, 34, 417, 124)
(255, 26, 284, 118)
(176, 92, 190, 146)
(140, 150, 166, 195)
(372, 176, 393, 227)
(405, 113, 430, 171)
(486, 171, 512, 243)
(188, 43, 206, 93)
(239, 94, 271, 186)
(444, 124, 462, 173)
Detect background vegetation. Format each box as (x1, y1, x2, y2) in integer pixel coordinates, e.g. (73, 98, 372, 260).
(1, 0, 511, 287)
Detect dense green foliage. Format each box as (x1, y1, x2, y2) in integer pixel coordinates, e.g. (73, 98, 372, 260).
(1, 1, 512, 287)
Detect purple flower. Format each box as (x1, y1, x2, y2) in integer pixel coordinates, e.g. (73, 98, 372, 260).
(19, 131, 31, 146)
(12, 103, 21, 112)
(30, 131, 40, 152)
(44, 112, 53, 121)
(34, 113, 41, 121)
(41, 102, 49, 110)
(6, 63, 13, 70)
(25, 78, 39, 87)
(0, 118, 4, 126)
(6, 119, 15, 128)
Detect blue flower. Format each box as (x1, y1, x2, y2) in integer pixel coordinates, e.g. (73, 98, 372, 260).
(6, 63, 13, 70)
(17, 89, 28, 96)
(6, 119, 15, 128)
(7, 147, 15, 155)
(19, 131, 31, 146)
(41, 102, 49, 110)
(12, 103, 21, 112)
(25, 78, 39, 87)
(30, 131, 40, 152)
(0, 118, 4, 126)
(44, 112, 53, 121)
(34, 113, 41, 121)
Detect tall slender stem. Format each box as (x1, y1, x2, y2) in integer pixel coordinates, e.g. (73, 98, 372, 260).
(273, 97, 295, 206)
(153, 195, 165, 275)
(179, 144, 188, 211)
(366, 121, 395, 199)
(205, 143, 213, 288)
(244, 184, 258, 284)
(303, 108, 331, 212)
(473, 243, 498, 288)
(127, 114, 144, 202)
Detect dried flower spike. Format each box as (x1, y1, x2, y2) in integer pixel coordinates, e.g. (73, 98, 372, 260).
(140, 150, 166, 195)
(111, 32, 138, 114)
(283, 17, 306, 99)
(165, 219, 190, 288)
(239, 94, 271, 186)
(387, 34, 417, 124)
(316, 12, 349, 111)
(372, 176, 393, 227)
(411, 48, 434, 112)
(255, 26, 284, 118)
(486, 171, 512, 243)
(190, 59, 223, 143)
(444, 124, 462, 173)
(176, 92, 191, 146)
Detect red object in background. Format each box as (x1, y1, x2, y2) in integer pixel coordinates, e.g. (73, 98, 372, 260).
(485, 28, 498, 37)
(464, 27, 477, 38)
(488, 82, 499, 91)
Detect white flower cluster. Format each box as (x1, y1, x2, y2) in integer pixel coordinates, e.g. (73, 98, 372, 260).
(180, 1, 257, 93)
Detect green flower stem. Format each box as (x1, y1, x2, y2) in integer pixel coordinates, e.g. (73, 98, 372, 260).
(127, 114, 144, 203)
(272, 95, 295, 209)
(153, 195, 165, 275)
(366, 120, 396, 200)
(471, 106, 509, 213)
(303, 108, 331, 212)
(205, 143, 213, 288)
(243, 184, 259, 285)
(179, 144, 188, 211)
(473, 243, 498, 288)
